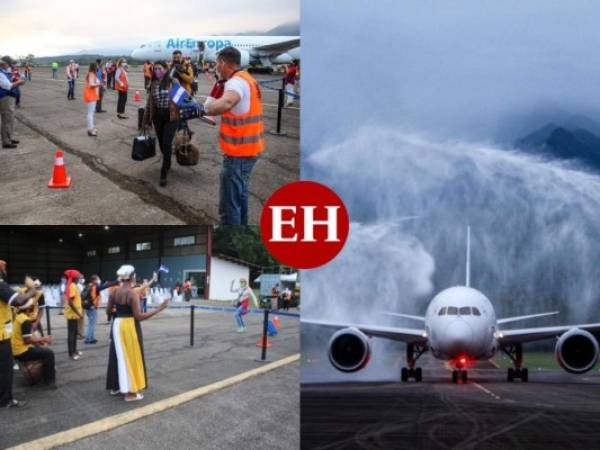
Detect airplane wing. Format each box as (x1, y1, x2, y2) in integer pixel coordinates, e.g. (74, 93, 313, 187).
(302, 318, 428, 344)
(254, 38, 300, 54)
(381, 312, 425, 322)
(497, 311, 559, 325)
(498, 323, 600, 345)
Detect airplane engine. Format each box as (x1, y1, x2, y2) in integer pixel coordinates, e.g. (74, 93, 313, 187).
(239, 50, 250, 68)
(555, 328, 599, 374)
(328, 327, 371, 372)
(271, 53, 293, 65)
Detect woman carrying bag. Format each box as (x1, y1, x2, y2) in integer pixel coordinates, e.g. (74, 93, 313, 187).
(83, 63, 101, 137)
(141, 61, 181, 187)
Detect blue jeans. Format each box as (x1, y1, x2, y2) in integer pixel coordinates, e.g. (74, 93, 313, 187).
(85, 308, 97, 342)
(141, 298, 147, 313)
(219, 155, 257, 225)
(235, 306, 247, 328)
(67, 79, 75, 99)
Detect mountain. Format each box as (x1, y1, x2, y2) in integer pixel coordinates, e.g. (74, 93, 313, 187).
(515, 123, 600, 171)
(266, 21, 299, 36)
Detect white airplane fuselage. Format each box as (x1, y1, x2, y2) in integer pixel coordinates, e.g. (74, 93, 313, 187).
(131, 36, 300, 66)
(424, 286, 497, 362)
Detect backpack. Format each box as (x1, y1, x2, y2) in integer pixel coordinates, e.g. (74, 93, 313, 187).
(81, 286, 93, 310)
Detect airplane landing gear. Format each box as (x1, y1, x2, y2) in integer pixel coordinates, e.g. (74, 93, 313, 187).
(452, 369, 468, 384)
(401, 343, 426, 382)
(502, 344, 529, 382)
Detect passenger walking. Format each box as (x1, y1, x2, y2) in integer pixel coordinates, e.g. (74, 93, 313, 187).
(0, 56, 25, 149)
(284, 61, 299, 107)
(95, 59, 107, 113)
(142, 60, 180, 187)
(204, 47, 265, 225)
(115, 59, 129, 119)
(106, 265, 169, 402)
(66, 60, 76, 100)
(230, 278, 257, 332)
(11, 65, 21, 108)
(63, 269, 83, 360)
(83, 63, 101, 136)
(143, 60, 153, 92)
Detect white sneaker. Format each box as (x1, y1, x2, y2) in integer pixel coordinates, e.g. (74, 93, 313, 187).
(236, 327, 245, 333)
(109, 389, 121, 396)
(72, 355, 81, 361)
(76, 351, 82, 356)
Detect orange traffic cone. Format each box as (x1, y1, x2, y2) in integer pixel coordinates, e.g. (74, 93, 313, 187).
(48, 150, 71, 188)
(272, 316, 281, 330)
(134, 90, 141, 102)
(256, 336, 272, 348)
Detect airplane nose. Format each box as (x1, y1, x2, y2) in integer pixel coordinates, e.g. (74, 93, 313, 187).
(443, 320, 473, 357)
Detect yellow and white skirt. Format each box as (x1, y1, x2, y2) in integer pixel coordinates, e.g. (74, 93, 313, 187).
(106, 317, 147, 393)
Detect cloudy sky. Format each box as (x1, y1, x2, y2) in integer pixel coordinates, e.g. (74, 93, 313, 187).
(302, 0, 600, 150)
(1, 0, 298, 56)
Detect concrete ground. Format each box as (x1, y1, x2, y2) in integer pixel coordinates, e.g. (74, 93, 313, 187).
(0, 307, 299, 449)
(1, 68, 299, 224)
(301, 352, 600, 450)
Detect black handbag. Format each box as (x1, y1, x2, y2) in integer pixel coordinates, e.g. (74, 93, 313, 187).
(131, 130, 156, 161)
(174, 123, 199, 166)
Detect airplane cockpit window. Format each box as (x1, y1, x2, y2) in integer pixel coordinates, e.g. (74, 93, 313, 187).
(459, 306, 471, 315)
(438, 307, 447, 316)
(472, 307, 481, 316)
(447, 306, 458, 315)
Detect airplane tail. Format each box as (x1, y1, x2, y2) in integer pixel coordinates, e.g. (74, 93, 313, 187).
(465, 226, 471, 288)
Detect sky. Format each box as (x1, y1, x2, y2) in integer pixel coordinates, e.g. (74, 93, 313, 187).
(0, 0, 298, 57)
(301, 0, 600, 151)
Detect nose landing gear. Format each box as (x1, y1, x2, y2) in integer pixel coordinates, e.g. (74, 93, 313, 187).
(452, 369, 468, 384)
(400, 343, 427, 382)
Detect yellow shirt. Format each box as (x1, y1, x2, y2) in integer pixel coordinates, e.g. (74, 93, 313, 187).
(11, 312, 33, 356)
(64, 283, 82, 320)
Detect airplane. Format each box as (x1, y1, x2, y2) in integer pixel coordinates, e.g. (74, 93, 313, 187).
(131, 36, 300, 68)
(303, 227, 600, 383)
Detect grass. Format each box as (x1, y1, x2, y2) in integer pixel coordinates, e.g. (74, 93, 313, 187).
(494, 351, 562, 370)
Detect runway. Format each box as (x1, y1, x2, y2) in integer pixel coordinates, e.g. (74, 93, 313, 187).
(301, 354, 600, 450)
(1, 67, 299, 224)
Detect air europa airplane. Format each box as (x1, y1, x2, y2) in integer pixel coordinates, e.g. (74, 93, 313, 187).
(131, 36, 300, 67)
(304, 227, 600, 383)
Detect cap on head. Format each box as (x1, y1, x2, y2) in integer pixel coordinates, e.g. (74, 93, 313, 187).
(117, 264, 136, 280)
(1, 56, 16, 66)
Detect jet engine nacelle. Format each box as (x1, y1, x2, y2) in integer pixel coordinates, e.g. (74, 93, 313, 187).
(555, 328, 599, 374)
(328, 327, 371, 372)
(271, 53, 294, 65)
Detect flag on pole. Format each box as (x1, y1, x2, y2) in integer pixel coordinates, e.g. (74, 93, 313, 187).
(158, 264, 170, 274)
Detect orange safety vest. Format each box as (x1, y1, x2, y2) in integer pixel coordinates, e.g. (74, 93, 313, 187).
(219, 71, 265, 157)
(116, 69, 128, 92)
(83, 73, 100, 103)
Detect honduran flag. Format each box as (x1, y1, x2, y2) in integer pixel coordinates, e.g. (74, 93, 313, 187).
(169, 84, 190, 107)
(158, 264, 170, 274)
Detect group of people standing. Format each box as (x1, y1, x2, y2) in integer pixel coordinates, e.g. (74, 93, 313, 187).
(0, 260, 170, 409)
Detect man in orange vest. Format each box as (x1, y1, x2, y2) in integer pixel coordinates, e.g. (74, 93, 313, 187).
(204, 46, 265, 225)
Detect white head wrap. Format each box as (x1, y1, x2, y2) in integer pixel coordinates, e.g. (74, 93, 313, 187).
(117, 265, 136, 280)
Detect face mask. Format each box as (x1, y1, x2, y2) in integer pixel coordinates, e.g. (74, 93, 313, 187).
(154, 68, 166, 80)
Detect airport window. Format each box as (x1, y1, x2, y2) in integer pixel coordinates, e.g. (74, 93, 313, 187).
(438, 307, 447, 316)
(459, 307, 471, 315)
(108, 246, 120, 254)
(447, 306, 458, 315)
(174, 235, 195, 246)
(472, 307, 481, 316)
(86, 250, 96, 257)
(136, 242, 152, 251)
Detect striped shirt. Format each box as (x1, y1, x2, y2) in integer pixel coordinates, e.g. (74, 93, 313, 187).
(152, 83, 170, 110)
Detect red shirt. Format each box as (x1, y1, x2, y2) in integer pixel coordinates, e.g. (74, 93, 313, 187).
(12, 68, 20, 82)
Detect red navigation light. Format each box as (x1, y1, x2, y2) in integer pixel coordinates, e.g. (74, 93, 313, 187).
(459, 357, 467, 365)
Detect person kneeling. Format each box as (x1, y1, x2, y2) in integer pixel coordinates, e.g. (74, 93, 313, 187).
(12, 305, 55, 388)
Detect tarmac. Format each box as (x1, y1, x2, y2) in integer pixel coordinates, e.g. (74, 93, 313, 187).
(0, 67, 299, 224)
(301, 352, 600, 450)
(0, 306, 299, 449)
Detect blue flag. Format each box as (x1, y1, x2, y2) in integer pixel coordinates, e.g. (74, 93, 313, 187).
(169, 84, 190, 107)
(158, 264, 170, 274)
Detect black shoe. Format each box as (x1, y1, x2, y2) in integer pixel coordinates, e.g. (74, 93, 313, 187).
(97, 110, 107, 113)
(2, 144, 17, 149)
(5, 399, 27, 409)
(45, 383, 58, 390)
(11, 140, 19, 144)
(159, 176, 167, 187)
